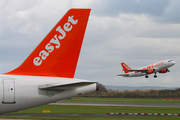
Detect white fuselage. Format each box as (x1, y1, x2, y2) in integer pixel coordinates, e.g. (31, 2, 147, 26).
(0, 75, 97, 114)
(125, 59, 175, 77)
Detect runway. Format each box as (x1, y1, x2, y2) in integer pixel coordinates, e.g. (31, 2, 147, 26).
(1, 113, 180, 117)
(50, 102, 180, 108)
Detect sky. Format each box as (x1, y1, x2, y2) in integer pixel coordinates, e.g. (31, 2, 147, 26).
(0, 0, 180, 87)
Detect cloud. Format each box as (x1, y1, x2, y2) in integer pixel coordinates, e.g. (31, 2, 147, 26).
(75, 3, 180, 86)
(0, 0, 180, 87)
(91, 0, 170, 16)
(157, 0, 180, 23)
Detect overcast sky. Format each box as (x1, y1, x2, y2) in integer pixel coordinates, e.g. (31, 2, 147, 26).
(0, 0, 180, 87)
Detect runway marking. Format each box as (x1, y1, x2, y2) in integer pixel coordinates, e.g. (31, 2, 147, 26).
(108, 113, 180, 116)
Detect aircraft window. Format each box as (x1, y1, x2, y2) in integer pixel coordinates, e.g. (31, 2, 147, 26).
(168, 60, 172, 62)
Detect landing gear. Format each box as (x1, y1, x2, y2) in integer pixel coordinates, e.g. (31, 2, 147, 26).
(154, 73, 157, 78)
(154, 75, 157, 78)
(145, 75, 148, 78)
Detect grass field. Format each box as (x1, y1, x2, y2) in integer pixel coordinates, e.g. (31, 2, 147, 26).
(61, 97, 180, 104)
(1, 97, 180, 120)
(11, 105, 180, 114)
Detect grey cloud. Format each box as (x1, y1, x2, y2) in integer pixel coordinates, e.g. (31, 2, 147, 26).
(1, 0, 180, 87)
(90, 0, 180, 24)
(91, 0, 170, 16)
(156, 0, 180, 23)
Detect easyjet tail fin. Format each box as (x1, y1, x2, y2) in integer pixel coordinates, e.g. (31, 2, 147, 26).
(4, 8, 91, 78)
(121, 62, 131, 74)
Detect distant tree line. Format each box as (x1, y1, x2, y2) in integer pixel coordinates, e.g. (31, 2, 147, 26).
(80, 84, 180, 98)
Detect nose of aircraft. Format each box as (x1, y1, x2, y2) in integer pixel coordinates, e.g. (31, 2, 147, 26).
(172, 61, 176, 66)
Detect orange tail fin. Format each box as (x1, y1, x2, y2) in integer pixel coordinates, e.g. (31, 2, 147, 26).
(4, 8, 91, 78)
(121, 62, 131, 74)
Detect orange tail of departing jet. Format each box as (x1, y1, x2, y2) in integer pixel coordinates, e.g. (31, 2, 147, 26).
(121, 62, 132, 74)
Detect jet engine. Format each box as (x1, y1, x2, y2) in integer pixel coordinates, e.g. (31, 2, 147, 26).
(159, 68, 170, 73)
(147, 69, 154, 74)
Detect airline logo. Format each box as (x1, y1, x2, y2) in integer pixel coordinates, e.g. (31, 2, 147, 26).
(134, 61, 164, 73)
(141, 61, 164, 70)
(33, 16, 78, 66)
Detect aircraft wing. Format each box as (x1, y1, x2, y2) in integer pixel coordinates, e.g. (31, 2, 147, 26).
(117, 74, 129, 76)
(124, 69, 148, 73)
(118, 69, 149, 76)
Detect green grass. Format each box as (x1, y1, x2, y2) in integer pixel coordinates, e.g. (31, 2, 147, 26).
(61, 97, 180, 104)
(1, 97, 180, 119)
(10, 105, 180, 114)
(2, 105, 180, 120)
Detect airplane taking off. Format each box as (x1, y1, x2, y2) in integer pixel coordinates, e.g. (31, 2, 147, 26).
(0, 8, 99, 114)
(118, 59, 176, 78)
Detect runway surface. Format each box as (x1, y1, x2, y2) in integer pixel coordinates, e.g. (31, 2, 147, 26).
(1, 113, 180, 117)
(50, 102, 180, 108)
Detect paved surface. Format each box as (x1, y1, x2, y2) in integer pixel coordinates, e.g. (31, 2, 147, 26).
(1, 113, 180, 117)
(50, 102, 180, 108)
(0, 118, 28, 120)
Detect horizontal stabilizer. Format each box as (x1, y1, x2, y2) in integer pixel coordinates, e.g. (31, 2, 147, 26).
(39, 82, 96, 91)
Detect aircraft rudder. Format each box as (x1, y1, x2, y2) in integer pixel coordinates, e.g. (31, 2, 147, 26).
(121, 62, 131, 74)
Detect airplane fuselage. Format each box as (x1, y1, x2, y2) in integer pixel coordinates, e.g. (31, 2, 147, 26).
(0, 75, 97, 114)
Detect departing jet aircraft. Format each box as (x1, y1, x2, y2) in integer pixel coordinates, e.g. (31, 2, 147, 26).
(117, 59, 175, 78)
(0, 8, 99, 114)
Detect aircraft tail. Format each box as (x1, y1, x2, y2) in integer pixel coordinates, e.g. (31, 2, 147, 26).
(4, 8, 91, 78)
(121, 62, 131, 74)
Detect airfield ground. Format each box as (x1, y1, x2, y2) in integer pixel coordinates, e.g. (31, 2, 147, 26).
(1, 97, 180, 119)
